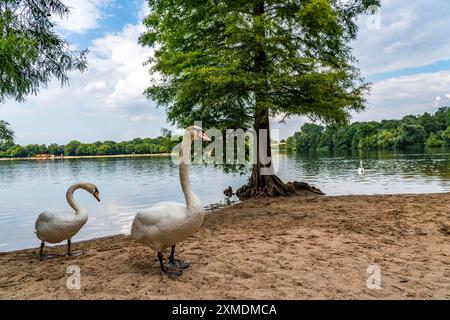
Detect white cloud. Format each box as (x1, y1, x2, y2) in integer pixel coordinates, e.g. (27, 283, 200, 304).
(358, 70, 450, 120)
(353, 0, 450, 74)
(83, 80, 107, 93)
(129, 114, 159, 122)
(87, 23, 155, 113)
(56, 0, 112, 33)
(29, 21, 156, 118)
(138, 0, 150, 20)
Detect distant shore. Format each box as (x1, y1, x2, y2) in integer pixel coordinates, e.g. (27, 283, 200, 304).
(1, 192, 449, 299)
(0, 153, 173, 161)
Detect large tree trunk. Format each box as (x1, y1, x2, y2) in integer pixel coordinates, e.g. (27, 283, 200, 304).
(236, 0, 323, 200)
(236, 108, 324, 199)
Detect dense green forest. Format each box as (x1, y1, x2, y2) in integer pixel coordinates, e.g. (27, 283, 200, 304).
(285, 107, 450, 152)
(0, 130, 177, 158)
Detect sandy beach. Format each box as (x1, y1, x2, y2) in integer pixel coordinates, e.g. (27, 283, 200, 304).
(0, 193, 449, 300)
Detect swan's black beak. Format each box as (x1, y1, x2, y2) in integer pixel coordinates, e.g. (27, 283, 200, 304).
(94, 191, 101, 202)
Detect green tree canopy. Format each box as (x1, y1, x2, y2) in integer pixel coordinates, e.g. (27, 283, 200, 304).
(64, 140, 81, 156)
(286, 107, 450, 152)
(399, 124, 426, 146)
(140, 0, 380, 198)
(0, 129, 178, 158)
(0, 119, 14, 143)
(0, 0, 87, 103)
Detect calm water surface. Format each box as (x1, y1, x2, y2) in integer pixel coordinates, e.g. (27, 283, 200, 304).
(1, 148, 449, 251)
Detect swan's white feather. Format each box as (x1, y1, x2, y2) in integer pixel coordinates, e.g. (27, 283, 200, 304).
(35, 209, 88, 244)
(131, 201, 204, 252)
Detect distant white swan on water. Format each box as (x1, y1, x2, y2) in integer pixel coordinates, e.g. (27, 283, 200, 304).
(358, 160, 365, 176)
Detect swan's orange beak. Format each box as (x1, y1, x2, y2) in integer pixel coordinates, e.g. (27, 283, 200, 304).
(93, 191, 101, 202)
(200, 131, 211, 142)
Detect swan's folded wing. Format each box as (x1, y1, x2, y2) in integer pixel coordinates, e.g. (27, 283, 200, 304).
(35, 210, 75, 228)
(134, 202, 186, 226)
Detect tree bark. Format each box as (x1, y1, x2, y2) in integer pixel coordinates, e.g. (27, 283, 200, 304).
(236, 0, 324, 200)
(236, 107, 324, 199)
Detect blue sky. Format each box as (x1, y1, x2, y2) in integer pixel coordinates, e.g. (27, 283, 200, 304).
(2, 0, 450, 144)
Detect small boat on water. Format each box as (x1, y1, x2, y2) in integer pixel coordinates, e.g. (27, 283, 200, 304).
(34, 154, 56, 161)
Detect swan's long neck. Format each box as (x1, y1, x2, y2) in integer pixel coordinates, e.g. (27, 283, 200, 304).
(180, 133, 202, 211)
(66, 183, 86, 214)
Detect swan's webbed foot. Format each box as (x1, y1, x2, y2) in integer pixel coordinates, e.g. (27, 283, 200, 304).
(158, 251, 183, 279)
(39, 254, 57, 261)
(166, 245, 189, 269)
(166, 258, 190, 270)
(163, 266, 183, 279)
(66, 251, 83, 257)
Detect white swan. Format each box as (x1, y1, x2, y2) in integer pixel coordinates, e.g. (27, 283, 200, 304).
(358, 160, 365, 176)
(35, 182, 100, 259)
(131, 125, 210, 278)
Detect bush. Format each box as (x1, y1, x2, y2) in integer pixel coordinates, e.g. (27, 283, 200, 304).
(425, 133, 444, 147)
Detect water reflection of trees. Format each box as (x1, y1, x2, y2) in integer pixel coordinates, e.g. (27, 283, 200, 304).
(63, 156, 176, 180)
(284, 147, 450, 181)
(0, 156, 177, 185)
(2, 150, 449, 191)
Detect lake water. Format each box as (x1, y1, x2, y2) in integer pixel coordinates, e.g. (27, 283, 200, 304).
(1, 148, 449, 251)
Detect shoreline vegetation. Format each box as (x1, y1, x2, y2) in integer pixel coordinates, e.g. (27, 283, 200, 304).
(0, 130, 179, 160)
(1, 192, 449, 299)
(3, 108, 449, 161)
(0, 152, 173, 161)
(285, 108, 450, 153)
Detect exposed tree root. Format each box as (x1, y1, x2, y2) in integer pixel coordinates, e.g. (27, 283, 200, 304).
(236, 174, 325, 200)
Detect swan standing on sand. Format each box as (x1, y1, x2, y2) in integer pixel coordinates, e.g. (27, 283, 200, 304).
(131, 126, 210, 278)
(35, 182, 100, 259)
(358, 160, 365, 176)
